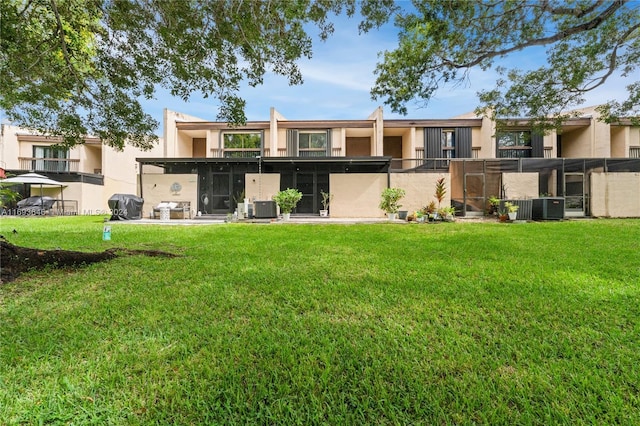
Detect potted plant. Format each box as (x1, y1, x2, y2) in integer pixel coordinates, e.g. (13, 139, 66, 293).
(379, 187, 406, 221)
(424, 201, 437, 221)
(504, 201, 519, 221)
(439, 205, 456, 222)
(273, 188, 302, 220)
(488, 196, 500, 216)
(319, 190, 333, 217)
(414, 210, 425, 223)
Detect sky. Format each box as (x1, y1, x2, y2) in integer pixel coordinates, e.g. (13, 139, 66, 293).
(141, 7, 635, 128)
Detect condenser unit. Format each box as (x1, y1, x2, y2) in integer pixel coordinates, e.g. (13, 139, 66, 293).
(532, 198, 565, 220)
(253, 200, 277, 218)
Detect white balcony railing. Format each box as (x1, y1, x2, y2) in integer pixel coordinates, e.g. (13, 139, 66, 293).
(18, 157, 80, 173)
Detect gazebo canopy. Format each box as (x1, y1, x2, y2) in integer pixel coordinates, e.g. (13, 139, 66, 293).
(1, 172, 67, 214)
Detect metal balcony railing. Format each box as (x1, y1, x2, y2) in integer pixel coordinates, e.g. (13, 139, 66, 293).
(630, 147, 640, 158)
(497, 147, 532, 158)
(18, 157, 80, 173)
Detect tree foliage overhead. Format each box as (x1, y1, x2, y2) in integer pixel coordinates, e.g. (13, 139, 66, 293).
(0, 0, 395, 149)
(372, 0, 640, 130)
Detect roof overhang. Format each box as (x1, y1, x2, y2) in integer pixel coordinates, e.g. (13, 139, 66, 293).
(137, 156, 392, 168)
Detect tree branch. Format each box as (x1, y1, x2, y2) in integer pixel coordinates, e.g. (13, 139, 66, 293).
(447, 0, 625, 69)
(580, 23, 640, 91)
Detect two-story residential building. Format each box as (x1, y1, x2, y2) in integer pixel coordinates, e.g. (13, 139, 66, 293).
(137, 107, 640, 218)
(2, 105, 639, 218)
(0, 124, 163, 214)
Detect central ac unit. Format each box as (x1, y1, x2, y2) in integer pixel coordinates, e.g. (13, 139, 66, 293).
(532, 198, 564, 220)
(254, 200, 277, 218)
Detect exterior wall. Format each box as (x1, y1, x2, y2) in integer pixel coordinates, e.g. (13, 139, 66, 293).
(610, 126, 627, 158)
(561, 126, 592, 157)
(329, 173, 387, 218)
(544, 130, 557, 158)
(591, 172, 640, 218)
(84, 145, 102, 174)
(245, 173, 280, 203)
(368, 107, 384, 156)
(390, 173, 451, 214)
(0, 125, 19, 169)
(164, 109, 206, 158)
(140, 173, 198, 218)
(101, 139, 164, 211)
(502, 173, 539, 199)
(477, 116, 494, 159)
(33, 183, 104, 214)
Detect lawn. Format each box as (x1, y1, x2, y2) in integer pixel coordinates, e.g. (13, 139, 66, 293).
(1, 217, 639, 424)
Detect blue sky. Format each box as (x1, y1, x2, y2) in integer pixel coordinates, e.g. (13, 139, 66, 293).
(143, 9, 634, 127)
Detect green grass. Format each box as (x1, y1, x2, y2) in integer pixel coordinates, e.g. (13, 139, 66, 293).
(1, 216, 639, 424)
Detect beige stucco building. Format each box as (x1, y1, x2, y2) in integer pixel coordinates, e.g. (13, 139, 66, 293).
(2, 106, 639, 218)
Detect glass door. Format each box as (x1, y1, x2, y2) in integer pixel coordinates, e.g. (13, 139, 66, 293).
(564, 173, 585, 217)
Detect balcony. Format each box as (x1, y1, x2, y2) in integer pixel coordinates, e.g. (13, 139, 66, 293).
(18, 157, 79, 173)
(211, 148, 261, 158)
(497, 147, 532, 158)
(630, 146, 640, 158)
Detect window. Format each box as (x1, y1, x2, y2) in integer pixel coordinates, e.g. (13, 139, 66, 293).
(441, 130, 455, 158)
(33, 146, 69, 172)
(222, 132, 261, 158)
(298, 132, 327, 157)
(497, 131, 532, 158)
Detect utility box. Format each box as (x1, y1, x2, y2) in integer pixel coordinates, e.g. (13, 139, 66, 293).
(532, 198, 565, 220)
(254, 200, 277, 218)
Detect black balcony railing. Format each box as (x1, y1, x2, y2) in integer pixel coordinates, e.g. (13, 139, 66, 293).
(497, 148, 532, 158)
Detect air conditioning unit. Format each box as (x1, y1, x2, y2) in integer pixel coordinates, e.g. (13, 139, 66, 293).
(501, 199, 533, 221)
(532, 198, 565, 220)
(253, 200, 277, 218)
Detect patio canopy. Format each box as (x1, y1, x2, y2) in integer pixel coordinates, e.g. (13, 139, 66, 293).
(1, 172, 67, 213)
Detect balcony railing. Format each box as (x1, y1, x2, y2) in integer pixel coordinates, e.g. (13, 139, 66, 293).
(18, 157, 79, 173)
(497, 147, 532, 158)
(211, 148, 261, 158)
(630, 146, 640, 158)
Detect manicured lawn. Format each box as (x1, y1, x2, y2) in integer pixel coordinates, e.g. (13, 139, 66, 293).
(1, 217, 639, 424)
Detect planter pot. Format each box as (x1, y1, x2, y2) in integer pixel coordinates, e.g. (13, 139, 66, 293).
(508, 212, 518, 221)
(398, 210, 408, 220)
(387, 212, 397, 221)
(499, 214, 508, 222)
(282, 212, 291, 221)
(417, 216, 425, 223)
(319, 209, 328, 217)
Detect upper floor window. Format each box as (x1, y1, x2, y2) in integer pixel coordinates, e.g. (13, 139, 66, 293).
(497, 131, 532, 158)
(222, 132, 262, 158)
(33, 145, 69, 172)
(441, 130, 455, 159)
(298, 132, 327, 157)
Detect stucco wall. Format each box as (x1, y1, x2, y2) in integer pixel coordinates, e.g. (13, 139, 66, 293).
(502, 173, 539, 199)
(245, 173, 280, 203)
(140, 173, 198, 218)
(329, 174, 388, 218)
(390, 173, 451, 214)
(591, 172, 640, 218)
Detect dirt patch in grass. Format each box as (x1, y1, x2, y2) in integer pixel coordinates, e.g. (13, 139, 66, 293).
(0, 241, 179, 283)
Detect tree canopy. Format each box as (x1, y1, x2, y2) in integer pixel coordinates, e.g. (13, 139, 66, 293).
(0, 0, 394, 149)
(2, 1, 637, 150)
(372, 0, 640, 131)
